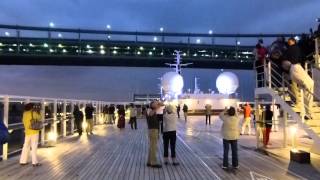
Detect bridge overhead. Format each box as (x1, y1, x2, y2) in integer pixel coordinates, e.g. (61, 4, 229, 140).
(0, 25, 300, 69)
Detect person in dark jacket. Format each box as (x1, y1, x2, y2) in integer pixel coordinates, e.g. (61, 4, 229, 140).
(263, 105, 273, 148)
(146, 101, 162, 168)
(85, 104, 94, 135)
(108, 105, 116, 124)
(73, 105, 84, 136)
(117, 105, 126, 129)
(182, 104, 188, 122)
(176, 105, 181, 119)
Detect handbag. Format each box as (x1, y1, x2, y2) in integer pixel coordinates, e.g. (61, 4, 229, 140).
(30, 111, 43, 130)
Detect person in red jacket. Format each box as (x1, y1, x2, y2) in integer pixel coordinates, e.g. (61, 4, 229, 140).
(254, 39, 268, 87)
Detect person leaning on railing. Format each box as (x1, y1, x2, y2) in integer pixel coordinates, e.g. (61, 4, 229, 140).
(20, 103, 42, 167)
(282, 37, 314, 118)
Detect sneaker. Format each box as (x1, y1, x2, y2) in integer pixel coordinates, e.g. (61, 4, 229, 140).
(172, 162, 180, 166)
(151, 164, 162, 168)
(221, 165, 228, 169)
(233, 165, 239, 169)
(32, 163, 42, 167)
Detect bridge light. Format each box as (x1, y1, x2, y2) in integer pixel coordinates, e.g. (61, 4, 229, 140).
(137, 51, 141, 55)
(294, 36, 300, 41)
(100, 49, 106, 55)
(100, 45, 104, 49)
(160, 27, 164, 32)
(196, 39, 201, 44)
(208, 30, 213, 35)
(153, 47, 156, 50)
(139, 46, 144, 51)
(0, 42, 3, 46)
(58, 33, 63, 38)
(87, 49, 93, 54)
(4, 32, 10, 36)
(8, 48, 14, 52)
(49, 22, 55, 28)
(183, 53, 187, 56)
(127, 46, 130, 50)
(43, 43, 48, 48)
(86, 44, 91, 49)
(49, 49, 54, 53)
(112, 50, 117, 54)
(153, 37, 158, 41)
(106, 24, 111, 30)
(149, 51, 153, 56)
(107, 35, 111, 40)
(236, 41, 241, 45)
(62, 49, 67, 53)
(58, 44, 63, 48)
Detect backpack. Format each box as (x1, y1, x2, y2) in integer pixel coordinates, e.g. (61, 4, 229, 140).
(30, 112, 43, 130)
(0, 120, 9, 144)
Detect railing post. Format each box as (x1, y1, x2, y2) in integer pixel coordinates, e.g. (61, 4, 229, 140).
(70, 101, 75, 135)
(40, 99, 45, 146)
(283, 111, 288, 148)
(300, 90, 305, 122)
(268, 61, 271, 88)
(2, 96, 9, 160)
(53, 100, 57, 137)
(254, 98, 261, 149)
(62, 100, 67, 137)
(315, 37, 320, 68)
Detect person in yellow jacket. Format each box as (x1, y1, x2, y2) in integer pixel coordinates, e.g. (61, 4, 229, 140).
(20, 103, 42, 167)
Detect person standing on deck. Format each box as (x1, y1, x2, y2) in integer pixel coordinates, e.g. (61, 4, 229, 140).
(163, 105, 179, 166)
(182, 104, 188, 122)
(73, 105, 84, 136)
(85, 104, 94, 135)
(20, 103, 42, 167)
(156, 101, 165, 134)
(220, 107, 240, 169)
(129, 104, 138, 130)
(146, 101, 162, 168)
(117, 105, 126, 129)
(241, 103, 252, 135)
(103, 105, 109, 124)
(263, 105, 273, 148)
(108, 105, 115, 124)
(205, 104, 212, 125)
(176, 104, 181, 119)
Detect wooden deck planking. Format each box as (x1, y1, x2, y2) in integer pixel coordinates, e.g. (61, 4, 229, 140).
(1, 116, 318, 180)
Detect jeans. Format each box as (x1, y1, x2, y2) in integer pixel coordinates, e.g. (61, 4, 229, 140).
(163, 131, 177, 158)
(130, 117, 137, 129)
(223, 139, 238, 167)
(206, 115, 211, 125)
(241, 117, 251, 134)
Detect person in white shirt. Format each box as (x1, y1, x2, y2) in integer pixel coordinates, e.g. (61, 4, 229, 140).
(163, 105, 179, 166)
(129, 104, 138, 130)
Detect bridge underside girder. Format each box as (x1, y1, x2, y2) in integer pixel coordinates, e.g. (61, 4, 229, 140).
(0, 54, 253, 69)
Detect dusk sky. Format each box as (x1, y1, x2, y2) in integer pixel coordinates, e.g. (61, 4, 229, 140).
(0, 1, 318, 101)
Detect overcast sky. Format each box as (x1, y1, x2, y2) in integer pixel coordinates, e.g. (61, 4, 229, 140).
(0, 0, 319, 33)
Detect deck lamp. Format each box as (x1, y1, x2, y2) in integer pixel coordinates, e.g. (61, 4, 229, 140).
(289, 126, 310, 163)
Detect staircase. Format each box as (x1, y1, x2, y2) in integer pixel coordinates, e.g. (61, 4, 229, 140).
(255, 60, 320, 154)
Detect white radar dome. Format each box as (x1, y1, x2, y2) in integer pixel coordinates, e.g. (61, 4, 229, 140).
(216, 72, 239, 95)
(161, 72, 184, 95)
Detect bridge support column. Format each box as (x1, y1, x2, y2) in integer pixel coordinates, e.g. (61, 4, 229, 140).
(40, 99, 45, 146)
(70, 101, 75, 135)
(2, 96, 9, 160)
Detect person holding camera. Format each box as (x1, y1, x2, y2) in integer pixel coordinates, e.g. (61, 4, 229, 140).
(220, 106, 240, 169)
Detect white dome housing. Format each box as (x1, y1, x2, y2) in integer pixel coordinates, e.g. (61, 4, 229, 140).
(161, 72, 184, 97)
(216, 72, 239, 95)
